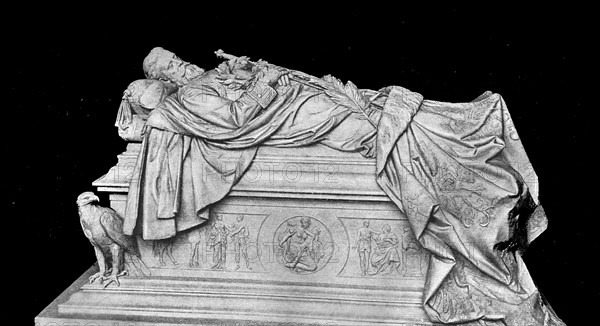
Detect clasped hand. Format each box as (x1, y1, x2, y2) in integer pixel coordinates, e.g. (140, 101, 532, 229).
(255, 60, 291, 87)
(219, 57, 291, 88)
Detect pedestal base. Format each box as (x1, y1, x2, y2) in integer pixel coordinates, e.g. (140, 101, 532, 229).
(36, 265, 435, 326)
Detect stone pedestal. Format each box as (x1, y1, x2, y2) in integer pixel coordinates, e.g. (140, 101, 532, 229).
(36, 144, 435, 326)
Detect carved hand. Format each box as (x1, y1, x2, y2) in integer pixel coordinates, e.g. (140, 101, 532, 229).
(257, 65, 290, 87)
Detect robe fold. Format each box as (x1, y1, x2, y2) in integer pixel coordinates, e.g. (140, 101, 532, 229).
(375, 87, 562, 325)
(123, 71, 564, 325)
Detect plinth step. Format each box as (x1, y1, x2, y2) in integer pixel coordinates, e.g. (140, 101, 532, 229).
(37, 266, 436, 326)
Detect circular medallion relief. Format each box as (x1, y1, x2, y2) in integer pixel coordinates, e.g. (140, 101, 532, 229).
(273, 216, 334, 274)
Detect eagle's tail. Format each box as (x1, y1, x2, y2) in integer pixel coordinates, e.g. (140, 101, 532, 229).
(124, 253, 151, 277)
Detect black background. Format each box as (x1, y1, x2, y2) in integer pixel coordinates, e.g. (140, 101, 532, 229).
(9, 6, 596, 325)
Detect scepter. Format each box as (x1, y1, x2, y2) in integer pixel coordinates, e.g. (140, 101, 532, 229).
(214, 49, 378, 128)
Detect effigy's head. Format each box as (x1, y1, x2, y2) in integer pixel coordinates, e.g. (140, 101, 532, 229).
(363, 220, 370, 227)
(143, 47, 205, 86)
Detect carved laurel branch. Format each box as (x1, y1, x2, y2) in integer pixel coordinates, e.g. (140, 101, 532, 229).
(321, 75, 378, 128)
(215, 50, 379, 129)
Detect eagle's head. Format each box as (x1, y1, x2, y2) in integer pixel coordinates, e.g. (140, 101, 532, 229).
(77, 191, 100, 207)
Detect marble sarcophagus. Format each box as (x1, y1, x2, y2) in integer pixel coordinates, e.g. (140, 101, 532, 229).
(36, 45, 567, 326)
(36, 143, 434, 326)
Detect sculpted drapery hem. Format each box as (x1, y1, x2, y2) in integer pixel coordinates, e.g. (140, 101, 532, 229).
(122, 129, 258, 240)
(123, 80, 564, 325)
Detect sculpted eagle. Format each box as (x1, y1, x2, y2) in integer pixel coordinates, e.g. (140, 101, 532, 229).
(76, 192, 149, 287)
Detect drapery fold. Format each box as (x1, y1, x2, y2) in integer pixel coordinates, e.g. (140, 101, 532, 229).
(123, 129, 257, 240)
(375, 88, 563, 325)
(122, 80, 564, 324)
(124, 82, 377, 239)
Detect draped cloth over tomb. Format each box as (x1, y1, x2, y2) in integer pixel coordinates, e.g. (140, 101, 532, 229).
(123, 76, 377, 239)
(123, 76, 564, 324)
(375, 88, 563, 325)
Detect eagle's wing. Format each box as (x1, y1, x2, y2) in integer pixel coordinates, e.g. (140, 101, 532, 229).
(98, 206, 140, 256)
(80, 218, 97, 244)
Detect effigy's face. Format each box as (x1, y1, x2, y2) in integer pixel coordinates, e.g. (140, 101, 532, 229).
(144, 48, 204, 86)
(156, 54, 204, 86)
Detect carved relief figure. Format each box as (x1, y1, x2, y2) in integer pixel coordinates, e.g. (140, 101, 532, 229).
(310, 228, 325, 264)
(152, 238, 179, 267)
(275, 216, 335, 274)
(357, 220, 379, 276)
(229, 215, 252, 270)
(369, 224, 401, 276)
(208, 214, 229, 269)
(278, 219, 298, 266)
(279, 217, 318, 272)
(77, 192, 149, 288)
(186, 227, 204, 268)
(152, 228, 207, 268)
(400, 227, 427, 277)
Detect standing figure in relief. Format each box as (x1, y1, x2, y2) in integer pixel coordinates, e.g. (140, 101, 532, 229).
(357, 220, 379, 276)
(229, 215, 252, 270)
(208, 214, 229, 269)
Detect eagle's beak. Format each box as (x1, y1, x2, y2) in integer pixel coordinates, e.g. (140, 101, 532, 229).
(92, 195, 100, 202)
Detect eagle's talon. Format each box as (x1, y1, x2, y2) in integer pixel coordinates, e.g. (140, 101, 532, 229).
(89, 272, 104, 284)
(102, 275, 121, 288)
(101, 270, 129, 288)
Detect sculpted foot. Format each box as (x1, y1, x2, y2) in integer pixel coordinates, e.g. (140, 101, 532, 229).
(101, 270, 128, 288)
(89, 271, 105, 284)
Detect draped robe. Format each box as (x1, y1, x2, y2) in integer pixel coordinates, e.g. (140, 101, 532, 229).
(122, 70, 564, 325)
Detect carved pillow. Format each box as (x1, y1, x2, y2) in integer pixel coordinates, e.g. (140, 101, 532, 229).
(125, 79, 178, 111)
